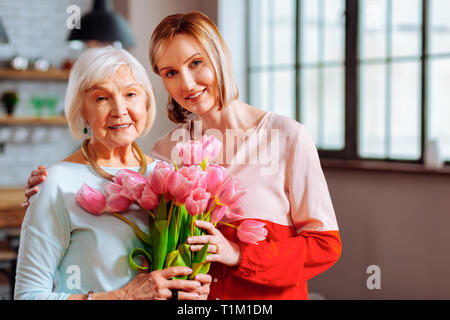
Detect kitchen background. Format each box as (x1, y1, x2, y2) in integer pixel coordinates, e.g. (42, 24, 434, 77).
(0, 0, 449, 300)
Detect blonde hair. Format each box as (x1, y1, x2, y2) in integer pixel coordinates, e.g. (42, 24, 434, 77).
(65, 46, 156, 140)
(149, 11, 239, 123)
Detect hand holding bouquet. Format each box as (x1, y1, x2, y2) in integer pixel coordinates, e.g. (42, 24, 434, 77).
(76, 135, 267, 279)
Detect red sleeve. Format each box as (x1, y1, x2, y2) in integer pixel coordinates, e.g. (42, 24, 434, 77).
(220, 221, 341, 287)
(220, 124, 342, 287)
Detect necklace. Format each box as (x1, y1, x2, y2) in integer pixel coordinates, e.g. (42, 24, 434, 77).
(81, 138, 147, 181)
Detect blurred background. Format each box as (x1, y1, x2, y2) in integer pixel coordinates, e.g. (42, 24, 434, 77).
(0, 0, 449, 300)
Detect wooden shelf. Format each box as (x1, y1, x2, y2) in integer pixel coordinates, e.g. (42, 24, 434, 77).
(0, 188, 26, 228)
(0, 115, 67, 126)
(0, 68, 69, 81)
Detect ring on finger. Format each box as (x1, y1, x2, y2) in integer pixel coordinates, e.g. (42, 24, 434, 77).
(213, 244, 220, 254)
(169, 289, 179, 300)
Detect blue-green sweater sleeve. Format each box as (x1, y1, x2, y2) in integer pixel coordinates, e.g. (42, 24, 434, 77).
(14, 168, 72, 300)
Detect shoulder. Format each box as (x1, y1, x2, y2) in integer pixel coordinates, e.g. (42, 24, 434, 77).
(265, 112, 308, 139)
(264, 113, 317, 156)
(63, 149, 88, 164)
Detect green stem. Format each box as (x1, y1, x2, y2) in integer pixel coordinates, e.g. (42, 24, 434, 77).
(167, 201, 174, 225)
(203, 202, 217, 222)
(110, 212, 141, 232)
(174, 205, 181, 235)
(216, 220, 238, 229)
(191, 215, 196, 237)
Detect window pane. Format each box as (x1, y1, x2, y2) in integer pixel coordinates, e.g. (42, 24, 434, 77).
(273, 69, 295, 119)
(428, 58, 450, 160)
(322, 66, 345, 149)
(300, 0, 319, 64)
(392, 0, 421, 57)
(300, 68, 319, 142)
(360, 0, 388, 60)
(390, 61, 421, 160)
(274, 0, 296, 65)
(429, 0, 450, 55)
(249, 0, 270, 67)
(324, 0, 345, 62)
(250, 71, 271, 112)
(359, 63, 387, 158)
(300, 66, 344, 149)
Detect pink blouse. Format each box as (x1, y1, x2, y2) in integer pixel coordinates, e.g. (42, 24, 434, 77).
(151, 112, 341, 300)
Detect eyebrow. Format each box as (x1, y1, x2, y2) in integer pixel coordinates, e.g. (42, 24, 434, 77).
(158, 52, 201, 73)
(87, 82, 140, 92)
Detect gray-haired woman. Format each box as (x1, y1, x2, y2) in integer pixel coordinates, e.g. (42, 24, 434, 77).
(14, 46, 211, 300)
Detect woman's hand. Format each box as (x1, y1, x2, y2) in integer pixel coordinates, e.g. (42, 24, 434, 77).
(118, 266, 208, 300)
(188, 220, 242, 267)
(22, 165, 47, 208)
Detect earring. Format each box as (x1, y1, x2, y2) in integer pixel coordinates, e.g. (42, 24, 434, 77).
(83, 127, 88, 134)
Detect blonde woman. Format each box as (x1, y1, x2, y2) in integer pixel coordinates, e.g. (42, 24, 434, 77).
(15, 46, 211, 300)
(25, 12, 341, 300)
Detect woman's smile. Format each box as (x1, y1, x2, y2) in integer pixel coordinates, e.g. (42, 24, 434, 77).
(185, 88, 206, 102)
(108, 123, 133, 130)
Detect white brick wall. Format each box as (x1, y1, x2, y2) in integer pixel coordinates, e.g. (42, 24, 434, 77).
(0, 0, 91, 187)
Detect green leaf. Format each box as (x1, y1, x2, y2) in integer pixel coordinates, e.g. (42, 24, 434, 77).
(179, 243, 192, 266)
(167, 205, 179, 253)
(164, 250, 188, 268)
(129, 247, 152, 271)
(152, 219, 168, 270)
(156, 195, 167, 220)
(134, 228, 152, 246)
(178, 205, 190, 244)
(193, 241, 209, 264)
(189, 261, 211, 280)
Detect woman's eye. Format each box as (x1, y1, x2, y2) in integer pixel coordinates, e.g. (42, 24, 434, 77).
(166, 70, 177, 78)
(96, 96, 106, 102)
(191, 60, 201, 67)
(126, 92, 137, 98)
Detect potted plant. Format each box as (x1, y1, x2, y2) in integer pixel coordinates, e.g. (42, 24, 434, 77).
(1, 91, 19, 116)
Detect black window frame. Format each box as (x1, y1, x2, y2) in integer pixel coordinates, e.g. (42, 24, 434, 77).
(246, 0, 449, 166)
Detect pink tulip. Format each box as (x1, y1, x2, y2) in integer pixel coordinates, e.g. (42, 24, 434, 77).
(167, 166, 203, 204)
(210, 205, 228, 223)
(148, 161, 174, 199)
(237, 220, 268, 245)
(104, 182, 122, 196)
(217, 177, 247, 209)
(105, 193, 132, 212)
(185, 188, 211, 216)
(114, 169, 147, 201)
(75, 183, 106, 215)
(205, 164, 228, 196)
(225, 205, 245, 221)
(201, 135, 221, 162)
(113, 169, 143, 185)
(177, 140, 204, 166)
(137, 184, 160, 211)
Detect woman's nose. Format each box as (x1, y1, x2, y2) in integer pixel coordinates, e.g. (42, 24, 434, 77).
(110, 96, 128, 117)
(180, 71, 196, 92)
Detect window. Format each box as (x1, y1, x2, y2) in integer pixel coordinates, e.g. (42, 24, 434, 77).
(247, 0, 450, 164)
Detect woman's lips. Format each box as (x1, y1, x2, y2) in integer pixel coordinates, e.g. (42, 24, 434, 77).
(185, 88, 206, 102)
(108, 123, 132, 130)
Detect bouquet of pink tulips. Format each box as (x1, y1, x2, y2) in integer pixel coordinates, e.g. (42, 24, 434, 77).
(75, 135, 267, 279)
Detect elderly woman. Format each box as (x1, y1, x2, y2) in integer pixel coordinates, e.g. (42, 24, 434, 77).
(14, 46, 210, 300)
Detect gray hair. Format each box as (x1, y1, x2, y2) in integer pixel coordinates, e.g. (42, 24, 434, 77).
(65, 46, 156, 140)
